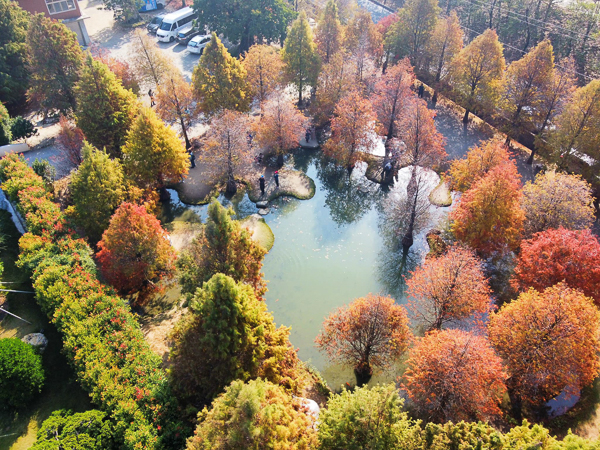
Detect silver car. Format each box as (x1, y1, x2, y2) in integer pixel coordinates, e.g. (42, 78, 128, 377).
(187, 34, 211, 54)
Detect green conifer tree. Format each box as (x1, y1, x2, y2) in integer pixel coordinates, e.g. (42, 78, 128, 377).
(74, 55, 139, 158)
(191, 33, 251, 116)
(122, 106, 189, 191)
(67, 142, 125, 243)
(169, 274, 297, 406)
(282, 11, 321, 105)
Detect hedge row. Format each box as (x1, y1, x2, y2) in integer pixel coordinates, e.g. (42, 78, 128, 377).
(0, 154, 185, 449)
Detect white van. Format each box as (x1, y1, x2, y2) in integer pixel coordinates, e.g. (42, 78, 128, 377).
(156, 7, 196, 43)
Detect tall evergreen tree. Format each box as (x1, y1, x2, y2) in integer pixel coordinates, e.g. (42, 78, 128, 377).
(26, 14, 83, 115)
(68, 142, 125, 243)
(74, 55, 139, 158)
(315, 0, 343, 63)
(0, 0, 29, 111)
(282, 11, 321, 105)
(192, 33, 251, 117)
(122, 107, 189, 192)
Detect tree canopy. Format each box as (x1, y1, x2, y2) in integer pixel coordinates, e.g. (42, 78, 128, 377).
(315, 0, 343, 63)
(96, 202, 177, 304)
(316, 294, 411, 385)
(67, 142, 125, 243)
(489, 283, 600, 413)
(192, 33, 251, 116)
(0, 0, 29, 110)
(406, 245, 491, 331)
(512, 228, 600, 304)
(122, 106, 189, 191)
(27, 14, 83, 115)
(403, 329, 507, 423)
(74, 55, 139, 158)
(170, 274, 299, 406)
(177, 199, 267, 297)
(0, 337, 45, 409)
(186, 378, 317, 450)
(242, 44, 284, 112)
(192, 0, 295, 53)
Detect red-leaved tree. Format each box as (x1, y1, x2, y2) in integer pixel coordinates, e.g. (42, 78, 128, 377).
(96, 202, 177, 305)
(512, 228, 600, 304)
(315, 294, 411, 386)
(403, 329, 507, 423)
(489, 283, 600, 418)
(406, 245, 491, 331)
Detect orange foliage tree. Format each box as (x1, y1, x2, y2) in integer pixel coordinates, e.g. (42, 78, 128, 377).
(511, 228, 600, 304)
(343, 10, 383, 82)
(450, 161, 524, 257)
(311, 51, 353, 125)
(323, 89, 377, 168)
(403, 329, 507, 423)
(448, 138, 510, 192)
(488, 283, 600, 417)
(370, 59, 415, 141)
(252, 91, 308, 164)
(406, 245, 491, 331)
(398, 99, 446, 170)
(316, 294, 411, 386)
(96, 202, 177, 305)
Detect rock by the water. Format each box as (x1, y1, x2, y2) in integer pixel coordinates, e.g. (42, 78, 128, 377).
(22, 333, 48, 352)
(258, 208, 270, 215)
(256, 201, 269, 208)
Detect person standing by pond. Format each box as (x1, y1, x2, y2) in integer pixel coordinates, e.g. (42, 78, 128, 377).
(148, 88, 155, 107)
(274, 171, 279, 187)
(259, 175, 265, 195)
(190, 152, 196, 169)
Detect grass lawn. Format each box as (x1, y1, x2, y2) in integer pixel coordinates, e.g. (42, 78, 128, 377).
(0, 210, 92, 450)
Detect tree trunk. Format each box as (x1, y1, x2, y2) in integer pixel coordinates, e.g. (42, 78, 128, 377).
(277, 153, 284, 167)
(354, 361, 373, 387)
(462, 108, 470, 123)
(432, 90, 438, 104)
(527, 147, 536, 165)
(508, 385, 523, 421)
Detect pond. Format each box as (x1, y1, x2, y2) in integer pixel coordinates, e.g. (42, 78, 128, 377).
(161, 102, 493, 388)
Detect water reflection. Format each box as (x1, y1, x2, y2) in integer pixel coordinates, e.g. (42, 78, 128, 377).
(315, 158, 382, 225)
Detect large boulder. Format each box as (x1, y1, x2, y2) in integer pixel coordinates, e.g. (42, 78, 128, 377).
(22, 333, 48, 353)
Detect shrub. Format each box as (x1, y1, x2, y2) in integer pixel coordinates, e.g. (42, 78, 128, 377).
(0, 337, 45, 409)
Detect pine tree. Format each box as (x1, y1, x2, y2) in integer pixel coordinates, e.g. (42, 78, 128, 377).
(67, 142, 125, 243)
(315, 0, 343, 63)
(282, 11, 321, 105)
(27, 14, 83, 115)
(74, 54, 139, 158)
(122, 107, 189, 192)
(449, 29, 505, 123)
(0, 0, 30, 110)
(343, 10, 383, 82)
(192, 33, 251, 116)
(130, 29, 172, 88)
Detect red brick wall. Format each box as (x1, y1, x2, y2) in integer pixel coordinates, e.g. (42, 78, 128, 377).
(18, 0, 82, 20)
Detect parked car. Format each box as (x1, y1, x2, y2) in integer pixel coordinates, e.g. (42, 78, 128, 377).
(147, 14, 166, 34)
(187, 34, 212, 54)
(176, 26, 201, 45)
(139, 0, 165, 12)
(156, 7, 196, 43)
